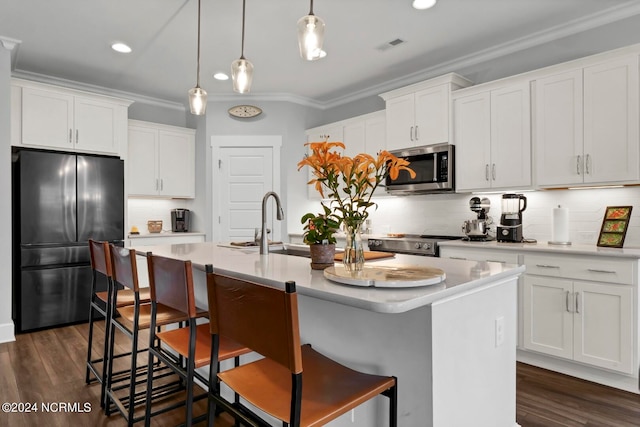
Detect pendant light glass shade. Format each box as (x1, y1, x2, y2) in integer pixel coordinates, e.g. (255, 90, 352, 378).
(412, 0, 437, 9)
(232, 0, 253, 93)
(231, 58, 253, 94)
(188, 0, 207, 115)
(188, 86, 207, 115)
(297, 8, 325, 61)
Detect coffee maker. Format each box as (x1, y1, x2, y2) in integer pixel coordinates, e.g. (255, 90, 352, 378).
(171, 208, 190, 232)
(497, 194, 527, 242)
(462, 197, 492, 240)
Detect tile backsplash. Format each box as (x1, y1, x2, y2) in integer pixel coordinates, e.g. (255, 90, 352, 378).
(127, 198, 195, 234)
(363, 186, 640, 247)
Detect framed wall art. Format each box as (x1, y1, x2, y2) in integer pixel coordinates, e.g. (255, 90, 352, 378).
(597, 206, 633, 248)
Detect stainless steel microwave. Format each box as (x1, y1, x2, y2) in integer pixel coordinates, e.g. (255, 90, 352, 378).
(385, 143, 455, 195)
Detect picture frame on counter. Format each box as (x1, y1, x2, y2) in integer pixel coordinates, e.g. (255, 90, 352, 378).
(597, 206, 632, 248)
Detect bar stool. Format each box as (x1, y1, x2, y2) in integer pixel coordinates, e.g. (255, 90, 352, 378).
(85, 239, 151, 408)
(143, 256, 251, 427)
(105, 246, 187, 426)
(206, 272, 398, 427)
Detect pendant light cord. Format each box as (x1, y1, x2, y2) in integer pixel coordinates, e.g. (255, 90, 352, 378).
(196, 0, 202, 86)
(240, 0, 246, 59)
(309, 0, 314, 15)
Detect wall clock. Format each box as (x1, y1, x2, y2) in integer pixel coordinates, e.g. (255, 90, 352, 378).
(228, 104, 262, 118)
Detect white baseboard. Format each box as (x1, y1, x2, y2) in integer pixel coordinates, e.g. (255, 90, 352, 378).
(0, 322, 15, 343)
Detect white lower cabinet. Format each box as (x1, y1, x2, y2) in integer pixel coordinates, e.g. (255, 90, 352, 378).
(523, 254, 634, 374)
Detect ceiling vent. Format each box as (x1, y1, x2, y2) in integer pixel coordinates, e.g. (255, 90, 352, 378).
(376, 38, 406, 51)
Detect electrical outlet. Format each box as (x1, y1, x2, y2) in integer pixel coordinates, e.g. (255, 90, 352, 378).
(495, 316, 505, 347)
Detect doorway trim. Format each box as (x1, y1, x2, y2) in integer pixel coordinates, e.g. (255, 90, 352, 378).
(211, 135, 282, 243)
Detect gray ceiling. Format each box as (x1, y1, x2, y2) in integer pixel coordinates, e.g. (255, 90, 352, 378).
(3, 0, 640, 109)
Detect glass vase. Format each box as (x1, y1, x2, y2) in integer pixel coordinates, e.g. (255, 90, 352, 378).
(343, 223, 365, 272)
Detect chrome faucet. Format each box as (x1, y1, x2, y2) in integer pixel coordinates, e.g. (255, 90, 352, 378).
(260, 191, 284, 254)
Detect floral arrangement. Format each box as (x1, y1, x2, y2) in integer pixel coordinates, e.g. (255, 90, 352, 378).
(297, 140, 416, 231)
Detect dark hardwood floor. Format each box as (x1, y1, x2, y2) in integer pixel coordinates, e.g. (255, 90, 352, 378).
(1, 321, 639, 426)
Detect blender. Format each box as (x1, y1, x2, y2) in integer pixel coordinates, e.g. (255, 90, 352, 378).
(497, 194, 527, 242)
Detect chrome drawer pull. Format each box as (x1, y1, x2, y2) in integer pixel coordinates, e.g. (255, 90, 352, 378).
(487, 260, 506, 264)
(575, 292, 580, 314)
(450, 257, 467, 260)
(535, 264, 560, 268)
(587, 269, 616, 274)
(565, 291, 571, 313)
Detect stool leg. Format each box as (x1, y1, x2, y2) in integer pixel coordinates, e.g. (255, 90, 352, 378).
(144, 306, 158, 427)
(100, 278, 114, 409)
(185, 322, 197, 426)
(126, 313, 140, 427)
(104, 309, 117, 415)
(85, 272, 97, 384)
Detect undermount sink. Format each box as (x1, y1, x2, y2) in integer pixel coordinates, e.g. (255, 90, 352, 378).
(269, 247, 312, 258)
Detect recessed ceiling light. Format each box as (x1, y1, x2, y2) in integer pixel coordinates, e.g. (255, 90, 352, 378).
(412, 0, 437, 10)
(111, 42, 132, 53)
(213, 72, 229, 81)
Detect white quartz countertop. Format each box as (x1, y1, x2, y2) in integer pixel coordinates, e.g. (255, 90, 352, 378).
(128, 231, 205, 239)
(439, 239, 640, 258)
(132, 242, 524, 314)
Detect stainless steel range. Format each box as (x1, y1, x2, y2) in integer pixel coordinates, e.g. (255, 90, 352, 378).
(368, 234, 463, 257)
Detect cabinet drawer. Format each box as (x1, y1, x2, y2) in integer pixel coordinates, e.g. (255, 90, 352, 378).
(524, 254, 635, 285)
(441, 248, 519, 265)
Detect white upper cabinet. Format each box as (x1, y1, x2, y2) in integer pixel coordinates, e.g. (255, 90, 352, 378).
(454, 80, 531, 192)
(380, 73, 472, 151)
(128, 120, 196, 199)
(535, 55, 639, 187)
(12, 79, 131, 156)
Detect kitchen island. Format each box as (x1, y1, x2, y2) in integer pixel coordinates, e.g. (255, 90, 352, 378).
(132, 242, 524, 427)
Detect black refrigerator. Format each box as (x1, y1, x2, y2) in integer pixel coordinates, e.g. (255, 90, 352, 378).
(12, 149, 124, 332)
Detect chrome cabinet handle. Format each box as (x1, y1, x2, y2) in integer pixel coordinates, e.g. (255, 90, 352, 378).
(577, 155, 581, 175)
(76, 129, 79, 144)
(485, 164, 489, 181)
(410, 126, 414, 141)
(585, 154, 591, 174)
(487, 260, 506, 264)
(575, 292, 580, 314)
(69, 129, 72, 143)
(155, 179, 159, 191)
(450, 256, 467, 260)
(566, 291, 571, 312)
(587, 268, 616, 274)
(160, 179, 164, 191)
(492, 164, 496, 181)
(535, 264, 560, 268)
(415, 125, 419, 141)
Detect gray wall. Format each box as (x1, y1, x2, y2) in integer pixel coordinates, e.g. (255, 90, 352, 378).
(0, 40, 15, 342)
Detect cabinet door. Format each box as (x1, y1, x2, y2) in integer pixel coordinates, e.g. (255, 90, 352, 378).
(128, 126, 159, 196)
(534, 70, 584, 187)
(385, 93, 415, 151)
(21, 87, 74, 150)
(414, 84, 449, 145)
(573, 281, 633, 374)
(523, 275, 573, 359)
(158, 130, 195, 198)
(343, 121, 366, 158)
(583, 56, 640, 184)
(490, 83, 531, 189)
(453, 92, 492, 191)
(365, 113, 386, 156)
(74, 97, 119, 154)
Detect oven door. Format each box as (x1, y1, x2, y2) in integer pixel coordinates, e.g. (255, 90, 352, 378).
(385, 144, 454, 194)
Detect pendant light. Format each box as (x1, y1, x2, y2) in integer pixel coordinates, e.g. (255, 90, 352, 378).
(297, 0, 326, 61)
(231, 0, 253, 94)
(412, 0, 437, 9)
(188, 0, 207, 115)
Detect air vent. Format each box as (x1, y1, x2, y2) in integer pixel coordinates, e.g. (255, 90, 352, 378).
(376, 38, 406, 51)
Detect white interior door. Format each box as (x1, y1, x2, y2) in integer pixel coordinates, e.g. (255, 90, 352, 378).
(213, 135, 283, 243)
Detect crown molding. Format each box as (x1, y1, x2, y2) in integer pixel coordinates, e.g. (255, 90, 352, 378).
(0, 36, 21, 71)
(11, 69, 186, 112)
(320, 1, 640, 109)
(208, 92, 321, 109)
